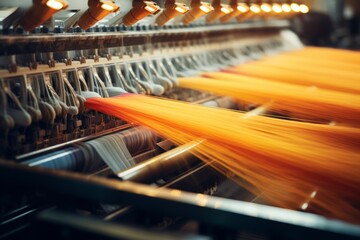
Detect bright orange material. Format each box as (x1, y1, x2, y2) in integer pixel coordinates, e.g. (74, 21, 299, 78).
(179, 73, 360, 127)
(295, 46, 360, 63)
(245, 58, 360, 83)
(86, 94, 360, 223)
(227, 65, 360, 94)
(259, 53, 359, 72)
(227, 46, 360, 94)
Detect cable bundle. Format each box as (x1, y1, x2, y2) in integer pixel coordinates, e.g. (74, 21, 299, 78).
(86, 94, 360, 223)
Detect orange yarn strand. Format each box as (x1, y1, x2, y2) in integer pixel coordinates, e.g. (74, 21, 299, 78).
(226, 46, 359, 94)
(226, 65, 360, 94)
(86, 95, 360, 223)
(178, 73, 360, 127)
(244, 58, 360, 83)
(295, 46, 360, 63)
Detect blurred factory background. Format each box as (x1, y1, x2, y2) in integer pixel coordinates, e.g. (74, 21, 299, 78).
(293, 0, 360, 49)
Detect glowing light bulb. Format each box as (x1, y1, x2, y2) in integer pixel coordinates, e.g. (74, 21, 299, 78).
(156, 2, 188, 26)
(206, 3, 231, 23)
(291, 3, 300, 12)
(20, 0, 68, 31)
(200, 4, 213, 13)
(260, 3, 272, 13)
(144, 5, 158, 13)
(123, 1, 159, 26)
(221, 6, 233, 14)
(250, 4, 261, 13)
(78, 0, 119, 30)
(281, 3, 291, 13)
(46, 0, 65, 10)
(272, 3, 283, 13)
(182, 2, 213, 25)
(175, 5, 189, 13)
(101, 1, 115, 11)
(299, 4, 309, 13)
(237, 3, 249, 13)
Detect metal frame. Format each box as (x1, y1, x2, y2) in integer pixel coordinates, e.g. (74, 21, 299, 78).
(37, 209, 209, 240)
(0, 159, 359, 240)
(0, 20, 289, 55)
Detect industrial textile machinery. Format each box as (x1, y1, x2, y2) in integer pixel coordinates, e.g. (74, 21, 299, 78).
(0, 0, 359, 239)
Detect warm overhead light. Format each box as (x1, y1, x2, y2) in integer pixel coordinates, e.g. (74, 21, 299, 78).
(250, 4, 261, 13)
(235, 2, 255, 22)
(199, 3, 214, 13)
(144, 5, 158, 13)
(290, 3, 300, 12)
(182, 1, 214, 25)
(19, 0, 68, 31)
(299, 4, 309, 13)
(220, 4, 234, 14)
(101, 2, 116, 11)
(272, 3, 283, 13)
(143, 1, 161, 14)
(281, 3, 291, 13)
(46, 0, 65, 10)
(206, 2, 233, 23)
(237, 3, 249, 13)
(175, 4, 189, 13)
(78, 0, 119, 30)
(123, 1, 161, 26)
(220, 1, 248, 23)
(260, 3, 272, 13)
(155, 1, 189, 26)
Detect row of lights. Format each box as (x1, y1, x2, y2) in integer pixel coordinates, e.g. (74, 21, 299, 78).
(19, 0, 310, 31)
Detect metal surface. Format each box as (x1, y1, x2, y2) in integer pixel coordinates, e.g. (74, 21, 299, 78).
(37, 209, 209, 240)
(0, 20, 289, 55)
(16, 124, 132, 161)
(0, 159, 359, 240)
(117, 140, 202, 183)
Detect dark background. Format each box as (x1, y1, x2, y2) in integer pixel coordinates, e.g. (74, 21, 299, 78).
(293, 0, 360, 49)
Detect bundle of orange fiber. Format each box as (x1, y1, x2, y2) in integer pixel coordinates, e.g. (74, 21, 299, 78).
(226, 47, 360, 94)
(291, 46, 360, 64)
(178, 72, 360, 127)
(86, 94, 360, 223)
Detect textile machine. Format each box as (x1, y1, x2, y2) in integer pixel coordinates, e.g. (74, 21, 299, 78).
(0, 0, 359, 239)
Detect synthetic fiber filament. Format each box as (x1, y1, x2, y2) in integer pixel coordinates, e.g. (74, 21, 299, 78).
(227, 47, 360, 94)
(86, 94, 360, 224)
(178, 73, 360, 127)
